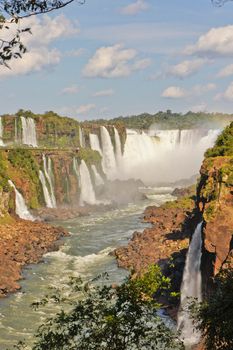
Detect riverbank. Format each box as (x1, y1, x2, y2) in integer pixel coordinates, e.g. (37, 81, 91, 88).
(115, 190, 198, 318)
(0, 218, 68, 297)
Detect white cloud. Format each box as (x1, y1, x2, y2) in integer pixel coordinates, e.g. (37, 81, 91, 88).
(0, 15, 79, 78)
(168, 59, 207, 78)
(161, 83, 216, 99)
(216, 82, 233, 101)
(217, 64, 233, 77)
(61, 85, 80, 95)
(76, 104, 96, 115)
(161, 86, 186, 99)
(120, 0, 149, 15)
(185, 25, 233, 57)
(192, 83, 216, 95)
(93, 89, 114, 97)
(0, 48, 61, 77)
(83, 44, 150, 78)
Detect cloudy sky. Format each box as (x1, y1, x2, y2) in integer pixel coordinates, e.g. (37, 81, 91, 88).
(1, 0, 233, 120)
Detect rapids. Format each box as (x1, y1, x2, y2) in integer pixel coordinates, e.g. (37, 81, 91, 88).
(0, 193, 173, 349)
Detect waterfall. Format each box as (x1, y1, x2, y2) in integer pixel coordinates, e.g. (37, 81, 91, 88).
(41, 155, 56, 208)
(8, 180, 35, 221)
(21, 117, 38, 147)
(39, 170, 54, 208)
(89, 133, 103, 155)
(100, 126, 117, 180)
(79, 127, 85, 148)
(0, 117, 4, 146)
(91, 165, 104, 186)
(79, 160, 96, 206)
(114, 127, 123, 167)
(119, 128, 219, 185)
(73, 157, 79, 182)
(177, 222, 203, 347)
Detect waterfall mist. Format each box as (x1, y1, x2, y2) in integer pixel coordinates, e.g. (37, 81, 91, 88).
(120, 128, 219, 185)
(177, 222, 203, 347)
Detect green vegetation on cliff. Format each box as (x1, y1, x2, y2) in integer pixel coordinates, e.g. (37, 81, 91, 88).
(90, 111, 233, 130)
(205, 122, 233, 157)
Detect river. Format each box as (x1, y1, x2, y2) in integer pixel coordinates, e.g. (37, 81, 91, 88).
(0, 194, 174, 349)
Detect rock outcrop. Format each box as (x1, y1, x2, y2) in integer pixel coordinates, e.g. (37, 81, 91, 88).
(0, 218, 68, 297)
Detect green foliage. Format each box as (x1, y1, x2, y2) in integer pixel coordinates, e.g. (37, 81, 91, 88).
(163, 196, 195, 211)
(90, 111, 233, 130)
(205, 122, 233, 157)
(77, 148, 102, 166)
(191, 268, 233, 350)
(14, 267, 184, 350)
(8, 149, 41, 208)
(0, 151, 10, 192)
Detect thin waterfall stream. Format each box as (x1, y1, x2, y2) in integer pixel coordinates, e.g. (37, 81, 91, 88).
(177, 222, 203, 348)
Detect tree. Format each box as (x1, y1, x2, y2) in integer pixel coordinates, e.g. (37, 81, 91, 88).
(191, 268, 233, 350)
(12, 266, 184, 350)
(0, 0, 85, 66)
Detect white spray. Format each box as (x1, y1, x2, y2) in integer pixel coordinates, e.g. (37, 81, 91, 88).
(177, 222, 203, 347)
(91, 164, 105, 186)
(79, 160, 96, 206)
(100, 126, 117, 180)
(8, 180, 35, 221)
(41, 155, 56, 208)
(21, 117, 38, 147)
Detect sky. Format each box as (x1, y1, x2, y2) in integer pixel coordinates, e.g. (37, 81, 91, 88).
(1, 0, 233, 120)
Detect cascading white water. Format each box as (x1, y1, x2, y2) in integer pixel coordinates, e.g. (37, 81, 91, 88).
(0, 117, 4, 146)
(119, 128, 220, 185)
(21, 117, 38, 147)
(79, 127, 85, 148)
(39, 170, 54, 208)
(89, 133, 103, 155)
(73, 157, 79, 185)
(79, 160, 96, 206)
(91, 164, 104, 186)
(8, 180, 35, 221)
(177, 222, 203, 347)
(114, 127, 123, 167)
(42, 155, 56, 208)
(100, 126, 117, 180)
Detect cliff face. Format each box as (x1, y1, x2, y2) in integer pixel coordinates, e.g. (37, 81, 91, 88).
(196, 122, 233, 294)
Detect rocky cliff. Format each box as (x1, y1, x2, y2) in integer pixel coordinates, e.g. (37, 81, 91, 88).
(196, 122, 233, 295)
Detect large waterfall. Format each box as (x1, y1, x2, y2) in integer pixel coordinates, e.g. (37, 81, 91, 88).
(89, 127, 219, 184)
(39, 155, 56, 208)
(100, 126, 117, 180)
(0, 117, 4, 146)
(21, 117, 38, 147)
(120, 129, 219, 184)
(91, 164, 105, 186)
(89, 133, 103, 155)
(79, 160, 97, 206)
(114, 127, 123, 167)
(177, 222, 203, 347)
(8, 180, 35, 221)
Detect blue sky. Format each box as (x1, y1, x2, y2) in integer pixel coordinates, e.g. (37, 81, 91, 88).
(1, 0, 233, 120)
